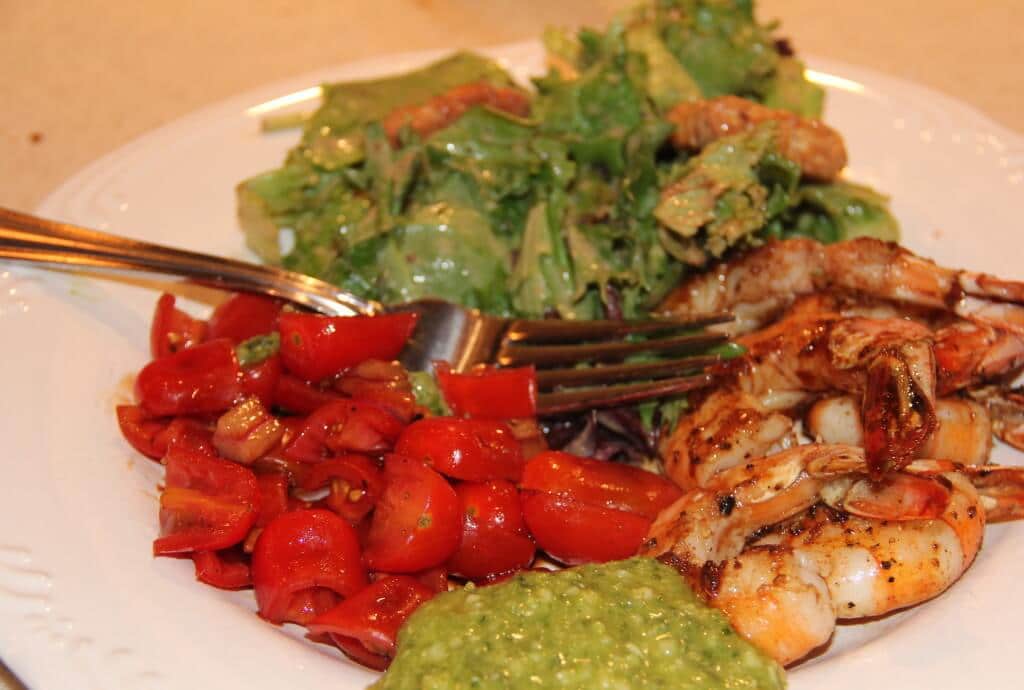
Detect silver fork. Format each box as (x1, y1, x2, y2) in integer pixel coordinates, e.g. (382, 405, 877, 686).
(0, 207, 732, 415)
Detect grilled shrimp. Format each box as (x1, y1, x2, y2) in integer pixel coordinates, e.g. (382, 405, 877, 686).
(659, 236, 1024, 337)
(664, 310, 938, 481)
(642, 443, 1021, 666)
(806, 395, 993, 463)
(666, 96, 848, 180)
(382, 81, 530, 145)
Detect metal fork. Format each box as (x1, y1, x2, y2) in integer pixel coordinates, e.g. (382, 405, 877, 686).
(0, 207, 731, 415)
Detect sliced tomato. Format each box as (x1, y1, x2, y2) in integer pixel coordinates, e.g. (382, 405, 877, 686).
(410, 566, 449, 594)
(150, 293, 207, 359)
(116, 404, 172, 460)
(447, 480, 535, 580)
(310, 575, 434, 663)
(251, 439, 312, 487)
(153, 444, 260, 555)
(135, 339, 242, 416)
(302, 454, 386, 524)
(207, 294, 282, 344)
(255, 473, 290, 528)
(252, 509, 367, 625)
(330, 634, 390, 671)
(159, 417, 216, 457)
(284, 400, 405, 463)
(363, 456, 461, 573)
(394, 417, 525, 482)
(336, 360, 418, 423)
(278, 587, 343, 626)
(519, 491, 650, 565)
(278, 312, 419, 383)
(272, 374, 343, 415)
(192, 549, 252, 589)
(520, 451, 682, 519)
(213, 397, 285, 465)
(435, 362, 536, 419)
(239, 354, 281, 407)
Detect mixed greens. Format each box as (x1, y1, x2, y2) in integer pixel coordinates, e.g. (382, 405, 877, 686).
(238, 0, 898, 321)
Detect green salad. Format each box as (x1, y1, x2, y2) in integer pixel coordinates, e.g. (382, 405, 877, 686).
(238, 0, 898, 320)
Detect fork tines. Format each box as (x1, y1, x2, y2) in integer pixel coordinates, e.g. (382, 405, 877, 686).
(500, 312, 733, 415)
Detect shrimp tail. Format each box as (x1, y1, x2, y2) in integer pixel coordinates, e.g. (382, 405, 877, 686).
(960, 464, 1024, 522)
(861, 341, 938, 476)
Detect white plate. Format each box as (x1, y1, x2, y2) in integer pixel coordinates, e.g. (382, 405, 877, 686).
(3, 40, 1023, 690)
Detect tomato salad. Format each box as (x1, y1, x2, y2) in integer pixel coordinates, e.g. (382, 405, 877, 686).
(117, 292, 683, 670)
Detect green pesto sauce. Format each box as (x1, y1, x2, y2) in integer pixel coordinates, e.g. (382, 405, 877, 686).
(373, 557, 785, 690)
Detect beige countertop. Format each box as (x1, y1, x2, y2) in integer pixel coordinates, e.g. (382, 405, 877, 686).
(3, 1, 1023, 213)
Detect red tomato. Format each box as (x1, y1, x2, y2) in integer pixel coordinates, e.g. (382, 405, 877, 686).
(309, 575, 434, 662)
(273, 374, 342, 415)
(520, 451, 682, 519)
(116, 405, 171, 460)
(447, 480, 535, 580)
(150, 293, 207, 359)
(135, 339, 242, 416)
(435, 363, 536, 419)
(284, 400, 405, 462)
(255, 473, 290, 528)
(160, 417, 216, 457)
(410, 566, 449, 594)
(330, 634, 390, 671)
(278, 312, 419, 383)
(207, 294, 282, 344)
(302, 454, 386, 524)
(519, 491, 650, 565)
(364, 456, 461, 573)
(239, 355, 281, 407)
(335, 359, 418, 423)
(252, 509, 367, 625)
(153, 444, 260, 555)
(191, 549, 252, 589)
(278, 587, 344, 626)
(394, 417, 525, 482)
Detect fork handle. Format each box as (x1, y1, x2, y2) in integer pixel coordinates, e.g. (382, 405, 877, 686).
(0, 207, 378, 317)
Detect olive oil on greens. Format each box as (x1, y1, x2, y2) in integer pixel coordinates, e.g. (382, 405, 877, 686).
(237, 0, 897, 322)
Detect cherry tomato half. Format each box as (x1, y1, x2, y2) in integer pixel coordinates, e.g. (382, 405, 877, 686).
(278, 312, 419, 383)
(153, 444, 260, 555)
(252, 509, 367, 625)
(302, 454, 386, 524)
(284, 400, 405, 462)
(363, 456, 461, 573)
(272, 374, 342, 415)
(435, 363, 536, 419)
(255, 473, 290, 528)
(239, 355, 282, 408)
(520, 451, 682, 519)
(191, 549, 252, 590)
(447, 480, 535, 580)
(116, 405, 171, 460)
(135, 339, 242, 416)
(519, 491, 650, 565)
(150, 293, 207, 359)
(309, 575, 435, 661)
(395, 417, 525, 482)
(207, 294, 282, 344)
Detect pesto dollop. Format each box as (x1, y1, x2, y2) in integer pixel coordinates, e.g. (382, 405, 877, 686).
(373, 557, 785, 690)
